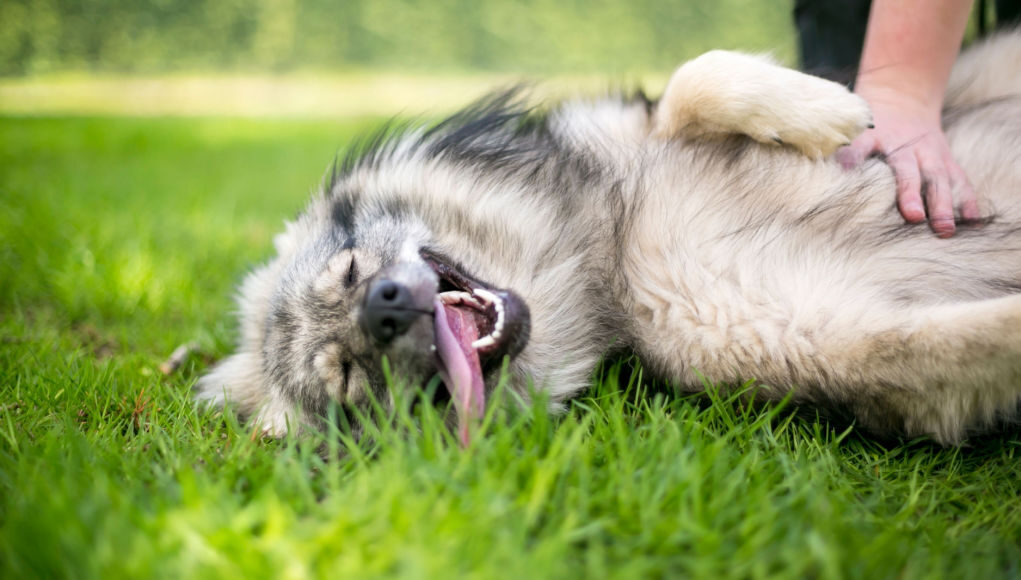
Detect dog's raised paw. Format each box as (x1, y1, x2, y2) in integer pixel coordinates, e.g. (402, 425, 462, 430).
(654, 50, 873, 159)
(763, 78, 873, 159)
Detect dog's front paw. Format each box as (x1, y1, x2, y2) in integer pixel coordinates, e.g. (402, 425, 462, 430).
(756, 73, 873, 159)
(654, 51, 873, 158)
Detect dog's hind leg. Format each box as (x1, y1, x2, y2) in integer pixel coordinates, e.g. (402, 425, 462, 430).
(785, 294, 1021, 443)
(634, 285, 1021, 443)
(652, 51, 873, 158)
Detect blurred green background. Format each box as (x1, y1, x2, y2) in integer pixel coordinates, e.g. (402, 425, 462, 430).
(0, 0, 795, 77)
(0, 0, 800, 117)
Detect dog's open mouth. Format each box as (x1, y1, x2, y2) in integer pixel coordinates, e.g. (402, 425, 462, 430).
(422, 250, 529, 445)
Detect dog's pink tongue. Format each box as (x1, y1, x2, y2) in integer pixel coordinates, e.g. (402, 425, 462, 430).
(433, 298, 485, 446)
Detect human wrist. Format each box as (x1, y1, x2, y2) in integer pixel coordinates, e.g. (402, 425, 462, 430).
(854, 80, 944, 123)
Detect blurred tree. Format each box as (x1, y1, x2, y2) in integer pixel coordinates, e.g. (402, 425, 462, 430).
(253, 0, 296, 70)
(0, 0, 795, 76)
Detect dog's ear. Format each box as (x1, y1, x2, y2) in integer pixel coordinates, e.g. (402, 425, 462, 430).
(194, 351, 266, 414)
(273, 220, 303, 258)
(195, 352, 298, 437)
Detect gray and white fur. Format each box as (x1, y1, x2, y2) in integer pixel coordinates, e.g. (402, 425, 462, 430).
(198, 31, 1021, 444)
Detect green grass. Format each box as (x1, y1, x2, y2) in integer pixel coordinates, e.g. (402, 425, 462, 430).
(1, 115, 1020, 579)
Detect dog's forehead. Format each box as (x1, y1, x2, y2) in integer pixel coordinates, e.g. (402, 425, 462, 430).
(348, 214, 426, 258)
(274, 197, 430, 309)
(327, 181, 433, 258)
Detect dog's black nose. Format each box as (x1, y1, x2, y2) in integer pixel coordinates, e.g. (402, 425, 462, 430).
(361, 279, 421, 343)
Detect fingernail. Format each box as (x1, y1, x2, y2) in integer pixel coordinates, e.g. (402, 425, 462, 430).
(902, 203, 925, 222)
(932, 218, 955, 237)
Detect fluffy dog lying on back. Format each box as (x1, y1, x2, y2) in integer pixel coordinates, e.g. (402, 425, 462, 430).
(198, 32, 1021, 445)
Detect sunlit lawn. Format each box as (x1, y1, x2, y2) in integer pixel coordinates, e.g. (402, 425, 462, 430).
(1, 113, 1020, 578)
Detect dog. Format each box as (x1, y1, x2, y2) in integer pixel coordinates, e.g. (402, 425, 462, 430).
(197, 31, 1021, 445)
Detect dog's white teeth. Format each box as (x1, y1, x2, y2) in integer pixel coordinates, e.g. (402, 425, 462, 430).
(471, 335, 497, 349)
(440, 291, 481, 307)
(469, 288, 506, 350)
(439, 291, 471, 303)
(473, 289, 505, 315)
(473, 288, 505, 330)
(472, 288, 498, 305)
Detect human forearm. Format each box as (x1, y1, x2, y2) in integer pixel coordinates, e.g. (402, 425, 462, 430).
(855, 0, 972, 116)
(840, 0, 977, 237)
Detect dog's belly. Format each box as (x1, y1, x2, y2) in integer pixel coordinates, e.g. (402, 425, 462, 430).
(616, 142, 1021, 393)
(622, 235, 871, 392)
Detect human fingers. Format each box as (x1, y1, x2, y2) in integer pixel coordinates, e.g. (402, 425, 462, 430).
(946, 154, 979, 221)
(836, 132, 874, 170)
(911, 141, 956, 236)
(922, 168, 955, 237)
(887, 149, 926, 224)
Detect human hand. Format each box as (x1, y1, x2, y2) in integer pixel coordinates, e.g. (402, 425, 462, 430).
(836, 90, 978, 237)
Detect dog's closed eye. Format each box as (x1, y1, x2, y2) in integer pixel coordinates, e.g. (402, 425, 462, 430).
(344, 256, 358, 288)
(341, 360, 352, 392)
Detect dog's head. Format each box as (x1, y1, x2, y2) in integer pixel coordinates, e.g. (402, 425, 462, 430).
(198, 181, 533, 444)
(198, 92, 617, 444)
